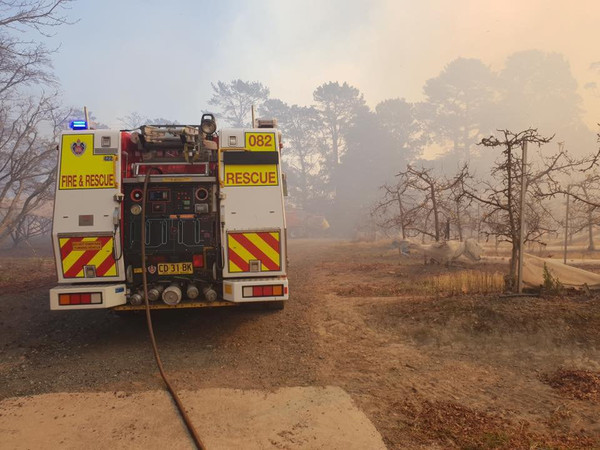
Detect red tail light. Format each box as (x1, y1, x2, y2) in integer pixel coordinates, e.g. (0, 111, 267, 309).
(262, 285, 273, 296)
(193, 254, 204, 268)
(58, 292, 103, 306)
(242, 284, 285, 298)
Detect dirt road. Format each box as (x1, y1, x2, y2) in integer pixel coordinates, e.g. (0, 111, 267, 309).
(1, 239, 600, 448)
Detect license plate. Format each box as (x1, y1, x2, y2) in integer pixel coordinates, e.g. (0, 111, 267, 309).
(157, 262, 193, 275)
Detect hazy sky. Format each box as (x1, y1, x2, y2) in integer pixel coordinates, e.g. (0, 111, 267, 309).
(48, 0, 600, 129)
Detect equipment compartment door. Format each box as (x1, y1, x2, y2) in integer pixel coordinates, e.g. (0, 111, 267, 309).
(52, 131, 125, 283)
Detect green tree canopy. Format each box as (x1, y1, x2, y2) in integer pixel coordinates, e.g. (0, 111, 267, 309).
(208, 79, 270, 127)
(423, 58, 498, 160)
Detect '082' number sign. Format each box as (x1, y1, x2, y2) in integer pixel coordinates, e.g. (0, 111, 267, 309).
(245, 132, 276, 151)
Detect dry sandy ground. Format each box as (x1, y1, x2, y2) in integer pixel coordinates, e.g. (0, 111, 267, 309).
(0, 386, 385, 449)
(1, 239, 600, 448)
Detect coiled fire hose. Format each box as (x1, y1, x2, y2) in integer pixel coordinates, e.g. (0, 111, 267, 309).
(141, 168, 206, 450)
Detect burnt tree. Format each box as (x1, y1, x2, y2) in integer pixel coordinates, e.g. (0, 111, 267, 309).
(397, 164, 469, 242)
(470, 128, 598, 290)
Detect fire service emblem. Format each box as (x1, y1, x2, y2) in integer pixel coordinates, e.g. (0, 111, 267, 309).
(71, 139, 86, 157)
(147, 265, 157, 274)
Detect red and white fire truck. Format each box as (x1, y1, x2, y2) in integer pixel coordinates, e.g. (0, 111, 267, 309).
(50, 115, 288, 310)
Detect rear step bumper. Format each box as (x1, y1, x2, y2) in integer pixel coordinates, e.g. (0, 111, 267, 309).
(113, 301, 237, 311)
(50, 284, 127, 310)
(50, 277, 289, 310)
(223, 277, 288, 302)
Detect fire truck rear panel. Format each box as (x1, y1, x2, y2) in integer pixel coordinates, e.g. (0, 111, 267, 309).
(50, 121, 288, 309)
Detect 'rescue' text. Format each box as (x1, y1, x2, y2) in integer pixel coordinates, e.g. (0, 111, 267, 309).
(225, 171, 276, 185)
(223, 164, 278, 187)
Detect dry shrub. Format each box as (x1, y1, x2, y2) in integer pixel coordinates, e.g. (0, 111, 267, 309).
(541, 369, 600, 402)
(397, 398, 597, 449)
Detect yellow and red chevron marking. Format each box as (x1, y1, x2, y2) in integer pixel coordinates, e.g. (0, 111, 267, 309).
(227, 231, 281, 273)
(59, 236, 117, 278)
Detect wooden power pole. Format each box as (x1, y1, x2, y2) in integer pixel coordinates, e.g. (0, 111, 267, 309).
(517, 141, 528, 293)
(563, 186, 570, 264)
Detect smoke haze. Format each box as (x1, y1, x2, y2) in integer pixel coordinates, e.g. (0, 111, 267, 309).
(48, 1, 600, 129)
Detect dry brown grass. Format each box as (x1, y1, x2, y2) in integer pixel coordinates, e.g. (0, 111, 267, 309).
(335, 269, 506, 297)
(0, 257, 55, 292)
(428, 270, 505, 296)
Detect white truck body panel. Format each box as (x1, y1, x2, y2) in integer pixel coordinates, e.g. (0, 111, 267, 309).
(52, 130, 125, 284)
(218, 128, 287, 280)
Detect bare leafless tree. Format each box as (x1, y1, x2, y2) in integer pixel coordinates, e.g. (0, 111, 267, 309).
(0, 0, 74, 244)
(372, 164, 471, 242)
(468, 128, 599, 289)
(545, 172, 600, 251)
(0, 95, 71, 242)
(574, 177, 600, 251)
(398, 164, 469, 241)
(117, 111, 147, 129)
(10, 213, 51, 246)
(0, 1, 73, 94)
(444, 167, 474, 241)
(537, 128, 600, 208)
(371, 173, 415, 240)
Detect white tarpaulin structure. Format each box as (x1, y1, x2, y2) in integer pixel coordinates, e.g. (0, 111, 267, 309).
(403, 239, 483, 264)
(523, 254, 600, 289)
(403, 239, 600, 289)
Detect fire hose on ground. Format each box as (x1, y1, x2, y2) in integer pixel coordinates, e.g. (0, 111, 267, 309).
(140, 168, 206, 450)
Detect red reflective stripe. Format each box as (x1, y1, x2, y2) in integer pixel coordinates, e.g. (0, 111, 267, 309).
(60, 237, 84, 260)
(228, 248, 249, 272)
(231, 234, 279, 271)
(257, 232, 280, 253)
(95, 255, 116, 277)
(64, 250, 98, 277)
(64, 237, 112, 278)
